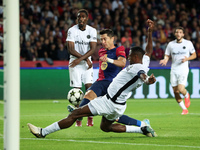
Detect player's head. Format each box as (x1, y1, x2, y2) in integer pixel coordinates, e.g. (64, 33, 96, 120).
(128, 46, 145, 64)
(77, 9, 89, 30)
(174, 26, 184, 42)
(100, 29, 115, 50)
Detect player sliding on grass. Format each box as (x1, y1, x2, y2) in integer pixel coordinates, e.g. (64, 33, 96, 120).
(28, 19, 157, 138)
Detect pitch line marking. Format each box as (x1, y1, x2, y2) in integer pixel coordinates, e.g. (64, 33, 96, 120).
(19, 138, 200, 149)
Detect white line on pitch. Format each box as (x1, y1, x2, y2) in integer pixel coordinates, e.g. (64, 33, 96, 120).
(19, 138, 200, 149)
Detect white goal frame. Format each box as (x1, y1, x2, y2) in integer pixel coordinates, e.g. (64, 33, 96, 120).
(3, 0, 20, 149)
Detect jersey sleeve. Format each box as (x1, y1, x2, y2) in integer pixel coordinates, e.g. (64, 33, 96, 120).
(66, 28, 74, 42)
(142, 55, 150, 67)
(165, 42, 171, 56)
(90, 28, 97, 42)
(189, 41, 196, 54)
(116, 46, 126, 58)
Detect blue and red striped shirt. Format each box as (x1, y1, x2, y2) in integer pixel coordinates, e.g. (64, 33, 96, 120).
(97, 46, 126, 81)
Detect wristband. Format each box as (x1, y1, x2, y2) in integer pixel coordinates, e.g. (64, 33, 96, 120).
(107, 58, 114, 64)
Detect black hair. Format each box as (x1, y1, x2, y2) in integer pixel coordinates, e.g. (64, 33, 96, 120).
(175, 26, 185, 34)
(130, 46, 145, 59)
(99, 29, 114, 38)
(77, 9, 88, 17)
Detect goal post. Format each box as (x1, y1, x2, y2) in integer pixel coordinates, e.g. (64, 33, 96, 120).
(3, 0, 20, 149)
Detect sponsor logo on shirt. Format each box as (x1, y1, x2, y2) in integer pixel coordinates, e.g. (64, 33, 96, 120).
(75, 40, 89, 45)
(172, 51, 186, 55)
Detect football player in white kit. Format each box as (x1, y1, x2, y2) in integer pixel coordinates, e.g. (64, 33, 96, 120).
(28, 19, 157, 138)
(66, 9, 97, 126)
(160, 27, 196, 115)
(66, 9, 97, 96)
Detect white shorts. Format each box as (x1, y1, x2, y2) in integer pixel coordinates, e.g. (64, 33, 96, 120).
(69, 65, 93, 87)
(170, 71, 188, 87)
(88, 95, 126, 121)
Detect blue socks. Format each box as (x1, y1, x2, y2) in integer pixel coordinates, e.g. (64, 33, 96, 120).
(79, 98, 90, 107)
(117, 115, 141, 127)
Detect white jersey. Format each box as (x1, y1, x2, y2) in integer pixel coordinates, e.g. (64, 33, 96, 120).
(107, 55, 150, 104)
(165, 39, 195, 73)
(66, 24, 97, 65)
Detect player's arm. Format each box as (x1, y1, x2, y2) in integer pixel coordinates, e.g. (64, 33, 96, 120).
(110, 56, 126, 67)
(100, 55, 126, 67)
(159, 54, 170, 66)
(67, 41, 82, 58)
(140, 73, 156, 85)
(145, 19, 154, 57)
(182, 52, 197, 63)
(79, 41, 97, 62)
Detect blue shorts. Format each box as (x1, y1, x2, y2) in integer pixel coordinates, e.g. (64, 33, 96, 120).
(87, 80, 112, 97)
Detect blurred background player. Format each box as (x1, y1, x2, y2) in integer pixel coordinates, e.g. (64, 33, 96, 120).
(68, 28, 126, 126)
(159, 26, 196, 115)
(66, 9, 97, 125)
(27, 19, 157, 138)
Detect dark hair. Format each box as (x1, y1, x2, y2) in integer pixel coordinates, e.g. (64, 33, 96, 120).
(130, 46, 145, 59)
(77, 9, 88, 17)
(175, 26, 185, 34)
(99, 29, 114, 38)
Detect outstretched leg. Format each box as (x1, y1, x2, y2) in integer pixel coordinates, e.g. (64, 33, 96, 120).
(100, 116, 156, 137)
(28, 105, 93, 138)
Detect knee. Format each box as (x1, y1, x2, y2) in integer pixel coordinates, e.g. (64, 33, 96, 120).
(173, 90, 179, 95)
(84, 90, 97, 100)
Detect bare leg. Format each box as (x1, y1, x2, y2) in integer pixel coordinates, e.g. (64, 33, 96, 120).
(58, 105, 93, 129)
(173, 86, 187, 110)
(173, 86, 182, 103)
(178, 84, 187, 96)
(100, 116, 126, 132)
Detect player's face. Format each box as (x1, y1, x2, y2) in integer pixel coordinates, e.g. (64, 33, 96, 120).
(175, 29, 184, 41)
(100, 34, 114, 50)
(77, 12, 88, 30)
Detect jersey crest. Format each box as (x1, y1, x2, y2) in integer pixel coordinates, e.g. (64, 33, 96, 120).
(101, 54, 108, 70)
(101, 62, 108, 70)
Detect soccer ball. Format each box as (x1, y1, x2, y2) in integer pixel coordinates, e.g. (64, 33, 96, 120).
(67, 88, 84, 105)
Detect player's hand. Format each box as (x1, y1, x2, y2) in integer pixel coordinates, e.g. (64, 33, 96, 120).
(100, 55, 107, 62)
(148, 73, 156, 84)
(147, 19, 154, 32)
(69, 58, 81, 68)
(86, 59, 92, 69)
(181, 56, 187, 63)
(159, 59, 167, 66)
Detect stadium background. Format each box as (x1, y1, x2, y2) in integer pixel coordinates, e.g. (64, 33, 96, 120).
(0, 0, 200, 99)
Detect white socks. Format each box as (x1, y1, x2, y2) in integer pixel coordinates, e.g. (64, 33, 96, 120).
(125, 125, 142, 133)
(140, 121, 146, 127)
(185, 92, 189, 98)
(42, 122, 60, 136)
(178, 100, 187, 110)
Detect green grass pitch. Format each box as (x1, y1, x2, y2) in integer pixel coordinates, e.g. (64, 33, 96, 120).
(0, 99, 200, 150)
